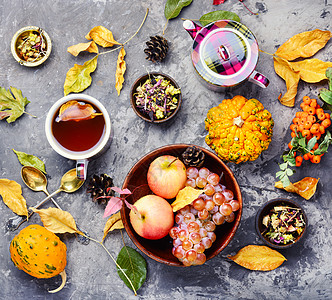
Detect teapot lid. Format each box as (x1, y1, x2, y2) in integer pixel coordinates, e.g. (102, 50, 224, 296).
(191, 20, 259, 87)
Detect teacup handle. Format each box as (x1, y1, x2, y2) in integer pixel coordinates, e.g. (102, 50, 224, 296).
(248, 71, 269, 88)
(76, 159, 88, 180)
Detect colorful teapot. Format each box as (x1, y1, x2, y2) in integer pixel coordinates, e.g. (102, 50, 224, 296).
(183, 19, 269, 91)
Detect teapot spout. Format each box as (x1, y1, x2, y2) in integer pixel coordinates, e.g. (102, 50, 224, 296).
(183, 20, 202, 40)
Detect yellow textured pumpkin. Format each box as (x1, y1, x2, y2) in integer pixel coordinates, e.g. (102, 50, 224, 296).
(10, 224, 67, 279)
(205, 95, 274, 163)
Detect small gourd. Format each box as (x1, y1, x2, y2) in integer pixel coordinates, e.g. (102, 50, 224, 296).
(205, 95, 274, 163)
(10, 224, 67, 279)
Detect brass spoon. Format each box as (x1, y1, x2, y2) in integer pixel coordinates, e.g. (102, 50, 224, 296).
(21, 166, 62, 209)
(6, 168, 84, 231)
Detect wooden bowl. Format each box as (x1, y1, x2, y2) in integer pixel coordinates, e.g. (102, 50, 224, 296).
(255, 198, 307, 249)
(130, 72, 182, 123)
(121, 144, 242, 266)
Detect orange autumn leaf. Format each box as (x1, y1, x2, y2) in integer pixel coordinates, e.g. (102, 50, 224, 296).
(115, 47, 126, 96)
(228, 245, 286, 271)
(291, 59, 332, 83)
(85, 26, 121, 48)
(274, 56, 300, 107)
(275, 177, 319, 200)
(171, 186, 204, 212)
(57, 100, 102, 122)
(0, 179, 28, 217)
(275, 29, 332, 61)
(67, 41, 99, 57)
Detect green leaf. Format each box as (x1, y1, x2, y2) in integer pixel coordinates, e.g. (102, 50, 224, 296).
(279, 163, 288, 170)
(199, 10, 240, 26)
(326, 67, 332, 90)
(116, 246, 147, 294)
(307, 136, 317, 151)
(281, 175, 290, 188)
(287, 157, 296, 166)
(298, 137, 306, 148)
(63, 55, 98, 96)
(0, 86, 30, 123)
(319, 88, 332, 105)
(12, 149, 46, 174)
(165, 0, 193, 20)
(276, 171, 284, 178)
(286, 168, 294, 176)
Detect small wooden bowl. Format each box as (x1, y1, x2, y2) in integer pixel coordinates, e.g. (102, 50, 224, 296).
(130, 72, 182, 123)
(11, 26, 52, 67)
(255, 198, 307, 249)
(121, 144, 242, 266)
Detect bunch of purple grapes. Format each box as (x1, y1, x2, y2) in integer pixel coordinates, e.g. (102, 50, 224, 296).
(169, 167, 240, 266)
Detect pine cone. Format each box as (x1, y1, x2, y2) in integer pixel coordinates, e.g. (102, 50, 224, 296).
(144, 35, 169, 63)
(182, 146, 205, 168)
(86, 174, 114, 205)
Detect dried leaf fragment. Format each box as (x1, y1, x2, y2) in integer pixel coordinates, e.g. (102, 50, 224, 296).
(228, 245, 286, 271)
(276, 29, 332, 61)
(0, 179, 28, 216)
(274, 56, 300, 107)
(67, 41, 99, 56)
(275, 177, 319, 200)
(115, 47, 126, 96)
(64, 56, 98, 96)
(291, 59, 332, 83)
(31, 207, 78, 234)
(171, 186, 204, 212)
(102, 211, 124, 241)
(85, 26, 121, 48)
(57, 100, 102, 122)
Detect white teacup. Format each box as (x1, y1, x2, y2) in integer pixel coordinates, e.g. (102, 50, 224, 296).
(45, 94, 112, 180)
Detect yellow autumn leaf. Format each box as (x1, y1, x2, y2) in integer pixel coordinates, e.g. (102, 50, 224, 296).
(0, 179, 28, 216)
(67, 41, 99, 57)
(85, 26, 121, 48)
(58, 100, 102, 122)
(31, 207, 78, 234)
(291, 59, 332, 83)
(64, 55, 98, 96)
(102, 211, 124, 242)
(115, 47, 126, 96)
(274, 56, 300, 107)
(275, 29, 332, 61)
(275, 177, 319, 200)
(228, 245, 287, 271)
(171, 186, 204, 212)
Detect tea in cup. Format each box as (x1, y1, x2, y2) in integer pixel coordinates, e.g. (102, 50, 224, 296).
(45, 94, 112, 180)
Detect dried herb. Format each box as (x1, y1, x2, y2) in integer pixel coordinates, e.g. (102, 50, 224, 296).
(0, 86, 32, 123)
(64, 9, 148, 97)
(12, 149, 46, 174)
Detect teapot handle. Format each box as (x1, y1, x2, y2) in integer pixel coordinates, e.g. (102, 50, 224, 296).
(248, 71, 269, 88)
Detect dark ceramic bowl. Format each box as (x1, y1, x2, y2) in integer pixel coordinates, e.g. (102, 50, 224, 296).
(130, 72, 182, 123)
(255, 198, 307, 249)
(121, 144, 242, 266)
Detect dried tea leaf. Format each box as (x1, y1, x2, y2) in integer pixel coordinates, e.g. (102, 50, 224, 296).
(64, 56, 98, 96)
(115, 47, 126, 96)
(276, 29, 332, 61)
(199, 10, 240, 26)
(12, 149, 46, 174)
(85, 26, 121, 48)
(291, 59, 332, 83)
(67, 41, 99, 56)
(0, 86, 30, 123)
(275, 177, 319, 200)
(0, 179, 28, 216)
(228, 245, 286, 271)
(274, 56, 300, 107)
(31, 207, 78, 234)
(171, 186, 204, 212)
(165, 0, 193, 20)
(102, 211, 124, 242)
(57, 100, 102, 122)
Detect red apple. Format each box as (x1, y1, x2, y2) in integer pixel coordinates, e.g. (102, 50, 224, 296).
(129, 195, 174, 240)
(147, 155, 187, 199)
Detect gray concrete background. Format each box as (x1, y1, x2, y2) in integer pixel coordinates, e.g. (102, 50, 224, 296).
(0, 0, 331, 299)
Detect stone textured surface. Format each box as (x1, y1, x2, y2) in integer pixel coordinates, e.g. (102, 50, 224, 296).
(0, 0, 332, 299)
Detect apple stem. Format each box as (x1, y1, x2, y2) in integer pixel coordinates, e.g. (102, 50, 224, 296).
(167, 157, 178, 168)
